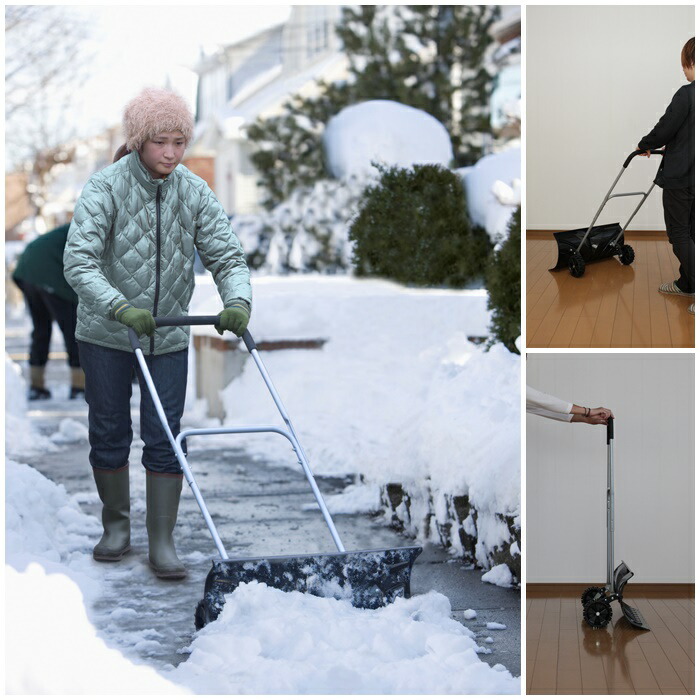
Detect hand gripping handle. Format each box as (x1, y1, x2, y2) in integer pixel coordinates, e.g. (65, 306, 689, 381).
(607, 416, 614, 444)
(623, 149, 665, 168)
(127, 315, 257, 353)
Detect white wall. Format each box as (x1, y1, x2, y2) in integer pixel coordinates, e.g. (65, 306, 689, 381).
(526, 353, 694, 583)
(526, 5, 694, 231)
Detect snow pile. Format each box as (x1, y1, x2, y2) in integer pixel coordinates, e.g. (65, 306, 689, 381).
(457, 146, 521, 242)
(5, 564, 186, 695)
(464, 609, 478, 620)
(191, 276, 519, 569)
(481, 563, 514, 588)
(5, 354, 57, 458)
(5, 459, 100, 581)
(323, 100, 453, 179)
(50, 417, 89, 444)
(231, 174, 368, 274)
(302, 481, 381, 514)
(166, 582, 519, 694)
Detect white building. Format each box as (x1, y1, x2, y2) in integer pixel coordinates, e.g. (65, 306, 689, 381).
(189, 6, 348, 215)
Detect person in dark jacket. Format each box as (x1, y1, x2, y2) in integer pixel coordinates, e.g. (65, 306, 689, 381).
(638, 36, 695, 314)
(12, 222, 85, 400)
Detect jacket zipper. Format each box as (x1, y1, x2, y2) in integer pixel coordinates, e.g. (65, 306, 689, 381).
(151, 184, 162, 355)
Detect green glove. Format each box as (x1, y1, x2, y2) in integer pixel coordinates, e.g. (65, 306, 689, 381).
(216, 302, 250, 337)
(113, 300, 156, 337)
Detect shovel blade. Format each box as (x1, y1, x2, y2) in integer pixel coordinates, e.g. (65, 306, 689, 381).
(550, 223, 623, 270)
(194, 545, 422, 629)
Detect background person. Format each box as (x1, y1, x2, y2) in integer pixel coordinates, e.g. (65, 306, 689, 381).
(638, 36, 695, 315)
(12, 221, 85, 400)
(64, 87, 252, 580)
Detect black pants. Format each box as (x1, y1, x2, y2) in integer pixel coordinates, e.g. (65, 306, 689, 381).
(13, 277, 80, 368)
(662, 187, 695, 293)
(78, 340, 188, 475)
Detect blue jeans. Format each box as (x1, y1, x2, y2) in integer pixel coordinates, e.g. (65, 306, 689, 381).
(78, 340, 188, 474)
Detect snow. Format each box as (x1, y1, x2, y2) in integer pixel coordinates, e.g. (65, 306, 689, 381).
(165, 582, 519, 694)
(457, 146, 521, 242)
(481, 563, 514, 589)
(464, 609, 478, 620)
(323, 100, 453, 179)
(302, 481, 381, 514)
(190, 275, 520, 571)
(50, 417, 89, 444)
(5, 355, 57, 459)
(487, 622, 508, 631)
(5, 564, 186, 695)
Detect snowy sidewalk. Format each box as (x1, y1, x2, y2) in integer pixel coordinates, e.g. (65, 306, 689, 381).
(6, 303, 520, 691)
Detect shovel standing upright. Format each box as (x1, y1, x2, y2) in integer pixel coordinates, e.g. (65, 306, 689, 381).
(128, 316, 422, 630)
(550, 150, 665, 277)
(580, 418, 649, 630)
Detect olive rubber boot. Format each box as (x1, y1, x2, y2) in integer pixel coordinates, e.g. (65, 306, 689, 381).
(146, 471, 186, 580)
(92, 467, 131, 561)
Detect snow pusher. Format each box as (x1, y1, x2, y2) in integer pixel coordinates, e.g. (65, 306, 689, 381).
(550, 150, 665, 277)
(128, 317, 422, 630)
(580, 418, 649, 631)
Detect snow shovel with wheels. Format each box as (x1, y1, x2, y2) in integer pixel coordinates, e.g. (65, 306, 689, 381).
(550, 150, 665, 277)
(127, 316, 422, 630)
(580, 418, 649, 631)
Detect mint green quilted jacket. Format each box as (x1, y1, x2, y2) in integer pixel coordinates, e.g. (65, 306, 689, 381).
(64, 150, 251, 355)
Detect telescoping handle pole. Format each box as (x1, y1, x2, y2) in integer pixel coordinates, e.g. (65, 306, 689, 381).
(606, 417, 615, 590)
(128, 316, 346, 554)
(576, 150, 665, 254)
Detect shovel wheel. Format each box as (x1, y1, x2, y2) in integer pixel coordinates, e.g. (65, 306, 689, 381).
(583, 599, 613, 628)
(568, 251, 585, 277)
(581, 586, 607, 607)
(620, 244, 635, 265)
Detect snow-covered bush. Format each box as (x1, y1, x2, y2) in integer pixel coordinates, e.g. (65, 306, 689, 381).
(485, 207, 521, 353)
(231, 174, 370, 273)
(349, 164, 492, 287)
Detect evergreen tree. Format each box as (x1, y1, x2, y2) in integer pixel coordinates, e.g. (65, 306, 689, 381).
(247, 5, 500, 210)
(485, 207, 521, 353)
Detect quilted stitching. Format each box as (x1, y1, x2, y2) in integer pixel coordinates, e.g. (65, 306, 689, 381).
(64, 151, 252, 355)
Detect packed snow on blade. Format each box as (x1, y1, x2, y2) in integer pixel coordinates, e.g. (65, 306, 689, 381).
(195, 546, 422, 629)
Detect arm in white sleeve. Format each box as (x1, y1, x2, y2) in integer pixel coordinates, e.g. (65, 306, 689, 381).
(526, 386, 574, 416)
(527, 406, 574, 422)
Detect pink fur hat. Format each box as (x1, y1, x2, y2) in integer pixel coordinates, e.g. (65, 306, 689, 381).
(122, 87, 194, 152)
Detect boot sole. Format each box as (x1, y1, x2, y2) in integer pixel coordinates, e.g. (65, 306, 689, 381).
(149, 561, 187, 580)
(93, 544, 131, 562)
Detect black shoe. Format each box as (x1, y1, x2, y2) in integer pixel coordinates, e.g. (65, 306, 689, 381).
(69, 387, 85, 400)
(28, 386, 52, 401)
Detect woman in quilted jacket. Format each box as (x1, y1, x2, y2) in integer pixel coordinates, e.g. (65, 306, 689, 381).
(64, 87, 252, 580)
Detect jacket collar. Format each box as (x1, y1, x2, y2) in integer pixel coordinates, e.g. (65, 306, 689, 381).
(128, 150, 176, 195)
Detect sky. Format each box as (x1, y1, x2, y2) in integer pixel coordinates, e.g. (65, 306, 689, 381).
(71, 5, 292, 136)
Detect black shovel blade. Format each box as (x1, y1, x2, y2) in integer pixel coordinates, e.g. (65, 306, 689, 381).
(194, 545, 423, 629)
(621, 602, 650, 630)
(613, 560, 635, 596)
(550, 223, 623, 270)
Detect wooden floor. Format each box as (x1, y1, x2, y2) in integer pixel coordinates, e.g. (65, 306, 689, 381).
(527, 236, 695, 348)
(527, 590, 695, 694)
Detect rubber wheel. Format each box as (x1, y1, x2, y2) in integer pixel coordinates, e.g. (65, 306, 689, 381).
(568, 251, 585, 277)
(583, 599, 613, 628)
(620, 244, 635, 265)
(581, 586, 606, 607)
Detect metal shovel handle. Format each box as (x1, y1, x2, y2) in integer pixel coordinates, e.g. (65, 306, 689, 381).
(127, 315, 257, 353)
(623, 149, 664, 168)
(126, 315, 346, 554)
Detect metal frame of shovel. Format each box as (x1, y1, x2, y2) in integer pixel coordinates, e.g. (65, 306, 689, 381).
(128, 316, 422, 629)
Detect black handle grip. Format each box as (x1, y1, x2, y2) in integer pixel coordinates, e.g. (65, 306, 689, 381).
(128, 315, 257, 354)
(607, 417, 614, 443)
(623, 149, 664, 168)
